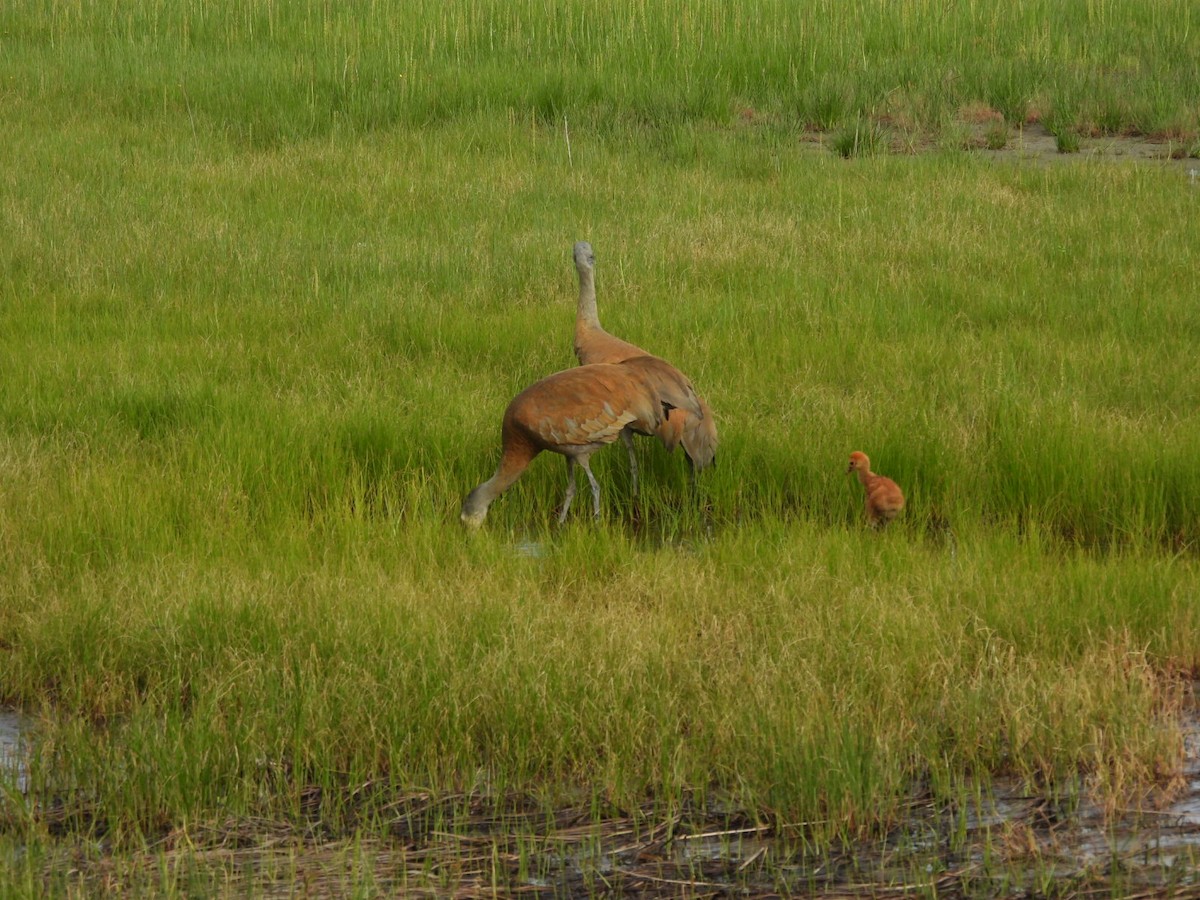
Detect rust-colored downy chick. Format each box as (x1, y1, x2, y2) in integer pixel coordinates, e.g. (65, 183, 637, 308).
(572, 240, 718, 489)
(461, 356, 703, 528)
(847, 451, 905, 527)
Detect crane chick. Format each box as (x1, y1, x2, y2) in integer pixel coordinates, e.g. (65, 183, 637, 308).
(461, 356, 703, 528)
(846, 451, 905, 528)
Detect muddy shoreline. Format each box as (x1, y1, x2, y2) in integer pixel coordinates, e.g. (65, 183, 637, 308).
(794, 120, 1200, 172)
(4, 703, 1200, 896)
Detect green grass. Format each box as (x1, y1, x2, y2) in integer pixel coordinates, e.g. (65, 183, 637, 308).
(831, 118, 889, 158)
(1052, 125, 1083, 153)
(985, 122, 1010, 150)
(2, 1, 1200, 894)
(2, 0, 1199, 141)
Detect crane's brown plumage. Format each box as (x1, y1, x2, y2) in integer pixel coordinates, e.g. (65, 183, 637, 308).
(571, 241, 718, 491)
(461, 356, 703, 528)
(847, 451, 905, 527)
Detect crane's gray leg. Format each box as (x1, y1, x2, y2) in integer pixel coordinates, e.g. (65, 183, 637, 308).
(621, 428, 638, 496)
(558, 457, 577, 523)
(579, 457, 602, 519)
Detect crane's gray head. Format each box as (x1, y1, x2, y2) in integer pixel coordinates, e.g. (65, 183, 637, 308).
(573, 241, 595, 272)
(460, 487, 489, 529)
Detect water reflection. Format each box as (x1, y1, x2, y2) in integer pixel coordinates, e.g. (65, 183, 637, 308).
(0, 709, 27, 794)
(514, 539, 546, 559)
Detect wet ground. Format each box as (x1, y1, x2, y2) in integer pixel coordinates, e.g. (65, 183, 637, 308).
(456, 738, 1200, 896)
(383, 718, 1200, 896)
(968, 122, 1199, 169)
(798, 120, 1200, 175)
(10, 712, 1200, 896)
(0, 709, 24, 794)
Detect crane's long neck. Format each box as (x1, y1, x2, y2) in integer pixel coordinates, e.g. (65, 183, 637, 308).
(461, 439, 536, 526)
(855, 467, 875, 487)
(576, 266, 600, 328)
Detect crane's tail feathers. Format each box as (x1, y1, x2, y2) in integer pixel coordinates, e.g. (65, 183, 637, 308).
(653, 380, 703, 421)
(618, 356, 703, 420)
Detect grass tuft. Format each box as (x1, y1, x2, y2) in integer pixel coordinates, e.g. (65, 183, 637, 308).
(985, 122, 1010, 150)
(831, 119, 889, 158)
(1051, 124, 1082, 153)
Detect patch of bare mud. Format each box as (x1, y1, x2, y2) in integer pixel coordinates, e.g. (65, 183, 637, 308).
(798, 118, 1199, 172)
(978, 123, 1199, 169)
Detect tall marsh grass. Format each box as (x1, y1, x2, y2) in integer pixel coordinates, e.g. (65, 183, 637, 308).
(3, 522, 1195, 843)
(2, 0, 1198, 141)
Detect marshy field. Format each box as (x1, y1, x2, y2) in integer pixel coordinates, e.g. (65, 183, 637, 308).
(3, 1, 1200, 895)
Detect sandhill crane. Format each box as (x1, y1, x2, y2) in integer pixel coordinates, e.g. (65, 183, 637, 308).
(461, 356, 704, 528)
(846, 451, 905, 527)
(571, 241, 718, 493)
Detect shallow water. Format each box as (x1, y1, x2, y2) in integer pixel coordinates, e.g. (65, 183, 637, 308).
(495, 708, 1200, 895)
(10, 705, 1200, 895)
(857, 709, 1200, 891)
(513, 539, 546, 559)
(0, 709, 28, 794)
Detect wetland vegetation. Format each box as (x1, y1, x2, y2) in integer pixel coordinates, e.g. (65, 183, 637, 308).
(2, 0, 1199, 894)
